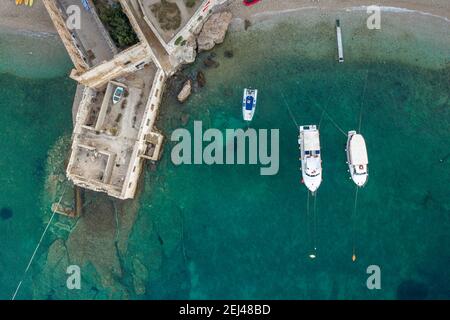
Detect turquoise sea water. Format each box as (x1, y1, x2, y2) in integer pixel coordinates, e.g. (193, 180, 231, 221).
(0, 30, 74, 299)
(130, 13, 450, 300)
(0, 11, 449, 300)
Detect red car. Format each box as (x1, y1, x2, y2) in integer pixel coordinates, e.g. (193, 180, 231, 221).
(243, 0, 261, 6)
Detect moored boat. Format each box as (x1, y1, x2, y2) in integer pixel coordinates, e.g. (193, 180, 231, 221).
(112, 86, 124, 104)
(242, 88, 257, 121)
(298, 125, 322, 193)
(346, 131, 368, 187)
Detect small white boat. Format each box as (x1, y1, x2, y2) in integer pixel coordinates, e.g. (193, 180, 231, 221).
(346, 131, 368, 187)
(242, 88, 257, 121)
(298, 125, 322, 193)
(112, 86, 124, 104)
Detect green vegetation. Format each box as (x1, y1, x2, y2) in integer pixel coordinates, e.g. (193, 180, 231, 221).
(150, 0, 182, 31)
(175, 36, 184, 46)
(185, 0, 197, 8)
(93, 0, 138, 49)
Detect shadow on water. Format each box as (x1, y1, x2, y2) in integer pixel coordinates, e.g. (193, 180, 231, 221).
(397, 280, 429, 300)
(33, 157, 46, 180)
(0, 207, 13, 220)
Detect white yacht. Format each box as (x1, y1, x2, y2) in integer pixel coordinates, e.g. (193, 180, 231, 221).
(298, 125, 322, 193)
(346, 131, 368, 187)
(242, 88, 257, 121)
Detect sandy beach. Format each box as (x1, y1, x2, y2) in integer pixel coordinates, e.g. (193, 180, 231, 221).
(227, 0, 450, 21)
(0, 0, 448, 35)
(0, 1, 55, 34)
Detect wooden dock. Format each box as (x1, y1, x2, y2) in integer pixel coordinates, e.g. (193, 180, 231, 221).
(51, 186, 84, 218)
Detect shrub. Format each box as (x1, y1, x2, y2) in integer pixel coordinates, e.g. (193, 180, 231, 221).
(185, 0, 196, 8)
(175, 36, 183, 46)
(93, 0, 138, 49)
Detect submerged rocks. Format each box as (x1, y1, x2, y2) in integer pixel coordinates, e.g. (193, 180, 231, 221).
(148, 162, 157, 171)
(132, 258, 148, 296)
(203, 56, 220, 68)
(177, 80, 192, 103)
(197, 12, 233, 52)
(196, 71, 206, 88)
(0, 207, 13, 220)
(181, 113, 190, 126)
(244, 19, 252, 31)
(224, 50, 234, 58)
(397, 280, 429, 300)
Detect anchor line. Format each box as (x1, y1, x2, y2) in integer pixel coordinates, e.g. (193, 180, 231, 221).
(318, 110, 326, 129)
(312, 191, 318, 251)
(318, 78, 338, 130)
(358, 69, 370, 132)
(323, 108, 347, 137)
(281, 92, 299, 129)
(12, 185, 68, 300)
(351, 185, 359, 259)
(313, 102, 347, 137)
(179, 208, 188, 264)
(306, 190, 311, 249)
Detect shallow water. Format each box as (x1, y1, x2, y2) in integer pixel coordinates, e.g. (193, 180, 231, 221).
(0, 28, 75, 300)
(0, 30, 72, 78)
(0, 11, 449, 299)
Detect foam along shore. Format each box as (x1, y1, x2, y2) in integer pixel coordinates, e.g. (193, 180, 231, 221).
(227, 1, 449, 34)
(227, 0, 450, 24)
(1, 0, 449, 35)
(224, 1, 449, 70)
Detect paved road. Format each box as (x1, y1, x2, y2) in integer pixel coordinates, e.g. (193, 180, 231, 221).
(58, 0, 115, 66)
(124, 0, 173, 71)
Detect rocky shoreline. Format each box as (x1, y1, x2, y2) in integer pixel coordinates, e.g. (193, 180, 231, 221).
(173, 10, 233, 104)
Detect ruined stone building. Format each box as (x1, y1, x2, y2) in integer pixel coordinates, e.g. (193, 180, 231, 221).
(43, 0, 227, 199)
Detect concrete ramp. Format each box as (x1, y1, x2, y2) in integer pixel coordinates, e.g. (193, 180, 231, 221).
(70, 43, 152, 89)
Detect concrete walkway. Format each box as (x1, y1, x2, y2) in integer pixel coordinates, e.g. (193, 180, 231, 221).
(59, 0, 115, 66)
(121, 0, 173, 72)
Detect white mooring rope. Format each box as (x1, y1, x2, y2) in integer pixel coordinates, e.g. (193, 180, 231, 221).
(12, 185, 68, 300)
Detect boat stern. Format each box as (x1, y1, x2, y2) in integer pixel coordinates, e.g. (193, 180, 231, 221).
(243, 110, 254, 121)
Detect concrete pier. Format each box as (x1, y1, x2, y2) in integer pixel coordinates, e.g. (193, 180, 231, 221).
(336, 19, 344, 63)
